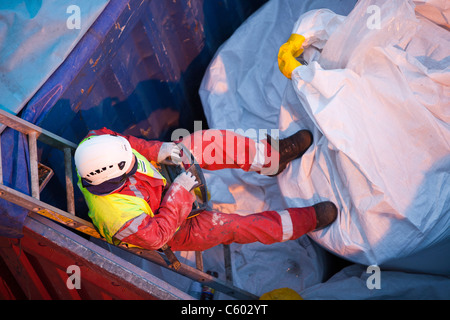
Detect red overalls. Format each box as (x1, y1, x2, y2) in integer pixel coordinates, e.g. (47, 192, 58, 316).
(84, 128, 316, 252)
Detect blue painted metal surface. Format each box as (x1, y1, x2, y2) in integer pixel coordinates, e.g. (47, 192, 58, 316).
(0, 0, 267, 236)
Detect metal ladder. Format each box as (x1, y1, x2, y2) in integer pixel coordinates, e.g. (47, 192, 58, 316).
(0, 108, 257, 300)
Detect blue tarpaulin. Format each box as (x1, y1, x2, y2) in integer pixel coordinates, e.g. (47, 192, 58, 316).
(0, 0, 110, 115)
(0, 0, 109, 237)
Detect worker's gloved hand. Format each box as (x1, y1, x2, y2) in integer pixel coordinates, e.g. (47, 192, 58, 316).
(173, 171, 198, 192)
(278, 33, 305, 79)
(158, 142, 182, 165)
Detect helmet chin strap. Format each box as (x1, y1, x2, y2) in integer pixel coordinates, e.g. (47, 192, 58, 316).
(82, 155, 138, 196)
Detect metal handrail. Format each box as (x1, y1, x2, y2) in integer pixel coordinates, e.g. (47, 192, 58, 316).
(0, 109, 77, 213)
(0, 109, 256, 299)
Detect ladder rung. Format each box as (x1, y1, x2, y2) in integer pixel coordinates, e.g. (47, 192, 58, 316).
(64, 147, 75, 214)
(28, 132, 40, 200)
(0, 183, 258, 299)
(0, 109, 77, 151)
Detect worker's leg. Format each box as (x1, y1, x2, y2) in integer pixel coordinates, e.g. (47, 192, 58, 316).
(178, 129, 279, 174)
(167, 207, 317, 252)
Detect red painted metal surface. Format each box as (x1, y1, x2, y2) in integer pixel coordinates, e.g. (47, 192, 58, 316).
(0, 214, 190, 300)
(0, 232, 153, 300)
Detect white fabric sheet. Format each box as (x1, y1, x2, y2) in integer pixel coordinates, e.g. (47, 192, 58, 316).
(199, 0, 450, 299)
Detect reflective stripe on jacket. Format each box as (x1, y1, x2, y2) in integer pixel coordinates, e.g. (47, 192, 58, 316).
(78, 149, 166, 244)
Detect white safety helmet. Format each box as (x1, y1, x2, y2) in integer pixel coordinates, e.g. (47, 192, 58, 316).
(74, 135, 134, 185)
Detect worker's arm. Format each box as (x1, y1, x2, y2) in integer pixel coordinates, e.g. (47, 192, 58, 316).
(114, 173, 197, 250)
(86, 127, 164, 162)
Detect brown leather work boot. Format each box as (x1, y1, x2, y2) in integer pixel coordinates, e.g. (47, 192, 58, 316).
(313, 201, 338, 230)
(266, 130, 313, 176)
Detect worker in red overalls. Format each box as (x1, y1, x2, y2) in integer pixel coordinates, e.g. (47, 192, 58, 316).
(74, 127, 337, 252)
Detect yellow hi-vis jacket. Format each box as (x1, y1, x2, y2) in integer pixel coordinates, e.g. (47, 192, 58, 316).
(78, 149, 166, 244)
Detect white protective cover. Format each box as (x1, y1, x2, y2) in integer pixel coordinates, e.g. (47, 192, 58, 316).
(199, 0, 450, 298)
(287, 0, 450, 272)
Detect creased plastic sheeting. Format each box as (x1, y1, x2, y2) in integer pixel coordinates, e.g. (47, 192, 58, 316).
(200, 0, 449, 298)
(0, 0, 109, 115)
(0, 0, 108, 238)
(287, 0, 450, 274)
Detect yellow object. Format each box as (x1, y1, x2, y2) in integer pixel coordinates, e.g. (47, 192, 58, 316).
(259, 288, 303, 300)
(187, 187, 211, 219)
(277, 33, 305, 79)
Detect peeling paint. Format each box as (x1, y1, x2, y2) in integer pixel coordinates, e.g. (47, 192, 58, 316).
(212, 212, 224, 226)
(90, 55, 101, 68)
